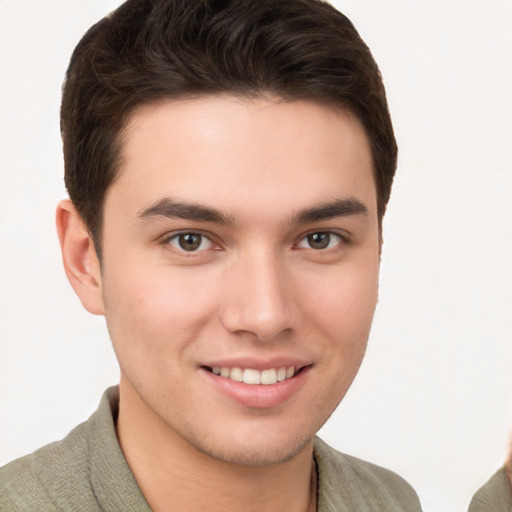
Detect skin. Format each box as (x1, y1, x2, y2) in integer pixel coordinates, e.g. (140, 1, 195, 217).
(57, 96, 381, 511)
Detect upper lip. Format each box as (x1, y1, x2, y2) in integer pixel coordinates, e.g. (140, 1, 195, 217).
(201, 356, 312, 371)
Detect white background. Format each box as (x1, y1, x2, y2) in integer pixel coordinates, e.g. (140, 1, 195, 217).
(1, 2, 511, 511)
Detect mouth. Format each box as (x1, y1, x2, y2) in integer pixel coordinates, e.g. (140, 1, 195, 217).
(201, 363, 311, 408)
(203, 365, 301, 385)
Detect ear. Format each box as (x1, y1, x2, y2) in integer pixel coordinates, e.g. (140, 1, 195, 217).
(56, 199, 105, 315)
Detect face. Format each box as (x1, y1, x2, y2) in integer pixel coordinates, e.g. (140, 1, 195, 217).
(98, 96, 380, 466)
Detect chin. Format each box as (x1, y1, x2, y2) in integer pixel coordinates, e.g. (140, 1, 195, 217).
(183, 423, 317, 467)
(203, 437, 313, 467)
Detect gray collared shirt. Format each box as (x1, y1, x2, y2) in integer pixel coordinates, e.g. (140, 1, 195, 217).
(1, 386, 422, 511)
(468, 467, 512, 512)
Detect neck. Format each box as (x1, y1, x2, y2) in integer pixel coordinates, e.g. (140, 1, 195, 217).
(116, 379, 317, 512)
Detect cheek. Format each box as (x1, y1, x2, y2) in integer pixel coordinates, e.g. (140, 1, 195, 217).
(305, 262, 379, 340)
(101, 265, 220, 350)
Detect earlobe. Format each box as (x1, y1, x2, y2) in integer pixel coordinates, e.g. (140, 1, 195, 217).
(56, 199, 105, 315)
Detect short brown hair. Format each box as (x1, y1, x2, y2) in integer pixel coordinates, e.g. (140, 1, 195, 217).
(61, 0, 397, 255)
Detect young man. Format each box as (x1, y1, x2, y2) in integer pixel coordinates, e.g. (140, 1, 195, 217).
(1, 1, 422, 510)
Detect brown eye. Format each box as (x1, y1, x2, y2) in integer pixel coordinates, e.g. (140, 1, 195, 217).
(298, 231, 342, 250)
(308, 232, 330, 249)
(179, 234, 201, 251)
(168, 233, 213, 252)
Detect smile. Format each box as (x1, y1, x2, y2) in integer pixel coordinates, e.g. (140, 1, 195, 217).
(207, 366, 296, 385)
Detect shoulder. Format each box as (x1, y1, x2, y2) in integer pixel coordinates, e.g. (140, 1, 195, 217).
(0, 387, 122, 512)
(1, 387, 150, 512)
(0, 409, 101, 511)
(468, 467, 512, 512)
(314, 437, 422, 512)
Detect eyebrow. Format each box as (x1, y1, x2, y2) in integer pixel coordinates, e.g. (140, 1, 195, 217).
(137, 197, 368, 225)
(293, 198, 369, 224)
(137, 198, 234, 225)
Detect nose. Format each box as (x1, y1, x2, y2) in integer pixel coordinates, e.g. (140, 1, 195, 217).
(220, 248, 299, 342)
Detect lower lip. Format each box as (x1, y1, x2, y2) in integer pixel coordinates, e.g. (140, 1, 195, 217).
(200, 366, 311, 409)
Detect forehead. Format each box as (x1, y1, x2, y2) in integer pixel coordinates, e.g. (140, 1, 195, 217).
(107, 95, 376, 221)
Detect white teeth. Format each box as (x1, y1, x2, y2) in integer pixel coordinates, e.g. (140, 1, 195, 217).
(230, 367, 243, 382)
(212, 366, 297, 385)
(261, 368, 277, 385)
(243, 368, 261, 384)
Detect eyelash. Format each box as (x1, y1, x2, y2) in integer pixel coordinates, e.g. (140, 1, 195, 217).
(161, 231, 219, 255)
(295, 230, 347, 251)
(160, 229, 348, 255)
